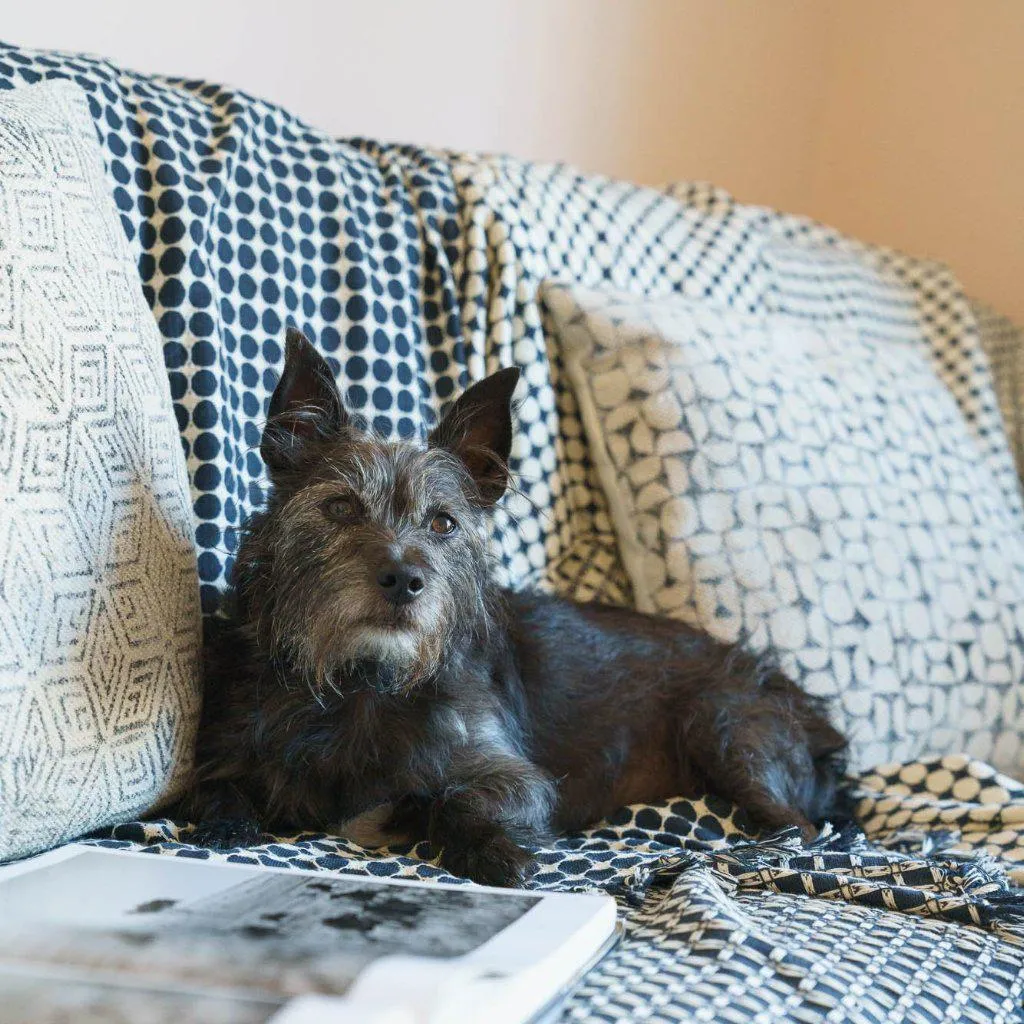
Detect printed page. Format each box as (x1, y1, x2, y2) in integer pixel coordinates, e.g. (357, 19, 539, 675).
(0, 849, 540, 1024)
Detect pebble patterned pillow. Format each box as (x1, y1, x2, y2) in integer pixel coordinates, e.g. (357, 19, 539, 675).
(544, 283, 1024, 774)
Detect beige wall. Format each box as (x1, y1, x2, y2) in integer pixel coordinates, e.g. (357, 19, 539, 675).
(5, 0, 1022, 319)
(808, 0, 1024, 323)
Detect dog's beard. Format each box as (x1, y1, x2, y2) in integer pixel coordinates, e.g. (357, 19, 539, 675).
(343, 616, 456, 695)
(272, 586, 456, 700)
(349, 625, 421, 665)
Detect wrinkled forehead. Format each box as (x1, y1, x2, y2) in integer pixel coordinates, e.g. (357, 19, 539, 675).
(308, 436, 471, 516)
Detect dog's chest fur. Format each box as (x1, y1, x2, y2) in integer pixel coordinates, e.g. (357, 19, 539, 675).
(197, 589, 717, 836)
(201, 630, 526, 828)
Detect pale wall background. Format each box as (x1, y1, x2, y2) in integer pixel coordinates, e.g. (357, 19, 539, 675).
(807, 1, 1024, 325)
(5, 0, 1022, 319)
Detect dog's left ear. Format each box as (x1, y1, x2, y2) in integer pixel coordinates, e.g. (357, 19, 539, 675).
(261, 328, 349, 474)
(428, 367, 520, 505)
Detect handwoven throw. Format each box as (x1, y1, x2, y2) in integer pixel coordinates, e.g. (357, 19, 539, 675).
(0, 80, 201, 861)
(545, 283, 1024, 775)
(2, 42, 1024, 1023)
(88, 753, 1024, 1024)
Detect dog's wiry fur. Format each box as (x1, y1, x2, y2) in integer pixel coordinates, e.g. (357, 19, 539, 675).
(181, 329, 848, 886)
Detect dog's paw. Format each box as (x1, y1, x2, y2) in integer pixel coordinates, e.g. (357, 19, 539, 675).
(381, 795, 432, 840)
(188, 818, 263, 850)
(441, 834, 537, 888)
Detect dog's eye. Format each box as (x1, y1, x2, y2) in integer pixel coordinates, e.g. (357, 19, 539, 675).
(429, 513, 457, 536)
(323, 497, 358, 520)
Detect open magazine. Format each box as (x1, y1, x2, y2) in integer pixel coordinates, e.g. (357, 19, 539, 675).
(0, 845, 619, 1024)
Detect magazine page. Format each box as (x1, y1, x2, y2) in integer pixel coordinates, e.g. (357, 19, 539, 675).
(0, 848, 541, 1024)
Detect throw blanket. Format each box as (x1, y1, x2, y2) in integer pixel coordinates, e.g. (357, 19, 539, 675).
(89, 755, 1024, 1022)
(2, 41, 1023, 1022)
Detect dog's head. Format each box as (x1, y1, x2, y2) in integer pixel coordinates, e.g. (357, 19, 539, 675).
(237, 328, 519, 697)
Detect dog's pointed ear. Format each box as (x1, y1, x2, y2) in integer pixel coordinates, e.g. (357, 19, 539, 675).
(428, 367, 520, 505)
(261, 329, 348, 473)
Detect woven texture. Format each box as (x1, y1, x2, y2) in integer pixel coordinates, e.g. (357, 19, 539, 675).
(90, 755, 1024, 1023)
(1, 42, 1023, 1021)
(0, 80, 201, 861)
(547, 284, 1024, 775)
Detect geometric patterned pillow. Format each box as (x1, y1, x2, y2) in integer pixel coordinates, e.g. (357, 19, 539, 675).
(0, 81, 202, 861)
(545, 283, 1024, 775)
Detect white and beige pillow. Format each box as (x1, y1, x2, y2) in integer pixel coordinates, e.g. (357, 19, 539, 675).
(0, 81, 202, 860)
(544, 283, 1024, 773)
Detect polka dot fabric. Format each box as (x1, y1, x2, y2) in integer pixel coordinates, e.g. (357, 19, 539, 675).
(975, 301, 1024, 484)
(0, 44, 479, 614)
(856, 754, 1024, 882)
(453, 163, 1024, 607)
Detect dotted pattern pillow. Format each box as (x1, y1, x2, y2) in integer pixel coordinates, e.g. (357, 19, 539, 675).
(0, 43, 1017, 626)
(0, 81, 201, 861)
(545, 283, 1024, 774)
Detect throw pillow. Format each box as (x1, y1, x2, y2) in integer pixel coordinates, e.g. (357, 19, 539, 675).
(0, 80, 202, 860)
(544, 283, 1024, 774)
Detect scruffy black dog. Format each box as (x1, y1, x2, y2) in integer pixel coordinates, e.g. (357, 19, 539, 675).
(182, 329, 847, 886)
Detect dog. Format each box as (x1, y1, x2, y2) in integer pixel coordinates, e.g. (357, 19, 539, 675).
(180, 328, 848, 886)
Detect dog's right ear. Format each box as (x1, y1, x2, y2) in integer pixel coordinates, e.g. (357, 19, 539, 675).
(428, 366, 520, 505)
(261, 329, 348, 473)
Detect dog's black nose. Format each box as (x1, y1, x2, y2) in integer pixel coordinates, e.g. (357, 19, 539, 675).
(376, 562, 425, 605)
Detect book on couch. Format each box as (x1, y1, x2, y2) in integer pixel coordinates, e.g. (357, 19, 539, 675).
(0, 845, 619, 1024)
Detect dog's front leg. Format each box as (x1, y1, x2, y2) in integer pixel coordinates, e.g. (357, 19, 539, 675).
(428, 751, 556, 887)
(177, 779, 265, 849)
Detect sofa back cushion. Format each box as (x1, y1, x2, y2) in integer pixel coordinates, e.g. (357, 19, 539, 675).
(546, 284, 1024, 773)
(0, 80, 201, 861)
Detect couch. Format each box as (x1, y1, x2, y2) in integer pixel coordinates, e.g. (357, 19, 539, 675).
(1, 41, 1023, 1023)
